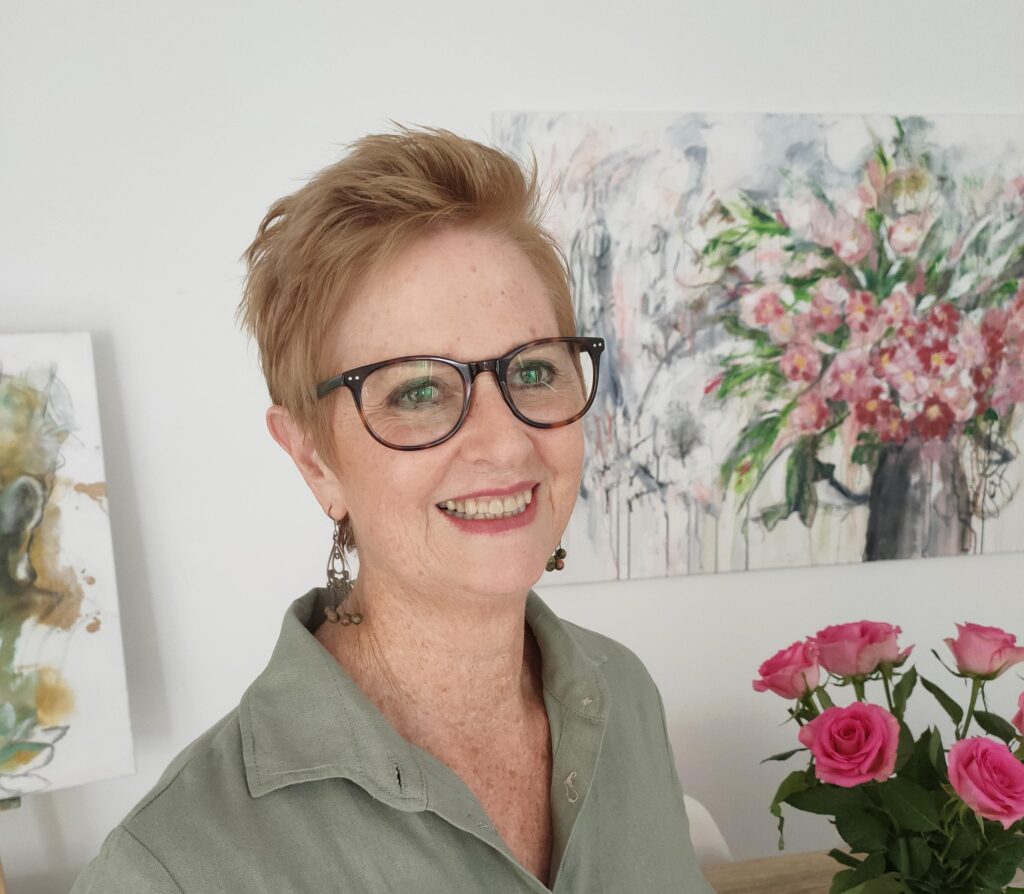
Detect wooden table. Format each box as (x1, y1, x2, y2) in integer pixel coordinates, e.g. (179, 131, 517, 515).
(701, 853, 1024, 893)
(701, 852, 837, 894)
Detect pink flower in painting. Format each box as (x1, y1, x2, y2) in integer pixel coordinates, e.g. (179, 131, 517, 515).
(1012, 693, 1024, 738)
(876, 406, 910, 444)
(957, 318, 987, 370)
(991, 362, 1024, 416)
(894, 316, 928, 348)
(945, 623, 1024, 679)
(880, 286, 914, 330)
(808, 279, 846, 334)
(780, 341, 821, 383)
(947, 738, 1024, 830)
(768, 312, 801, 345)
(928, 302, 961, 337)
(798, 703, 900, 787)
(886, 347, 931, 404)
(853, 388, 891, 429)
(753, 640, 820, 700)
(917, 339, 959, 379)
(912, 395, 956, 440)
(888, 213, 928, 256)
(937, 381, 977, 424)
(823, 349, 879, 403)
(845, 290, 879, 335)
(790, 390, 830, 433)
(752, 235, 790, 280)
(832, 215, 874, 265)
(740, 286, 787, 330)
(871, 343, 899, 380)
(814, 621, 914, 677)
(787, 253, 828, 279)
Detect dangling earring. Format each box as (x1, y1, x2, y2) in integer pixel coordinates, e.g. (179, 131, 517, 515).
(546, 542, 567, 572)
(324, 516, 362, 626)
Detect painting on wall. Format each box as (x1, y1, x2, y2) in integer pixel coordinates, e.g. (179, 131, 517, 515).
(0, 332, 133, 799)
(494, 113, 1024, 583)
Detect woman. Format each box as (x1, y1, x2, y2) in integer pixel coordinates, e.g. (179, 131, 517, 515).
(72, 127, 714, 893)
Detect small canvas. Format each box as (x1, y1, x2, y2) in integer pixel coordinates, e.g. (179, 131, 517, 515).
(0, 332, 134, 797)
(494, 113, 1024, 583)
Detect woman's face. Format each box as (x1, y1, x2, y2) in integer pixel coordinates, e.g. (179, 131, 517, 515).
(322, 227, 584, 602)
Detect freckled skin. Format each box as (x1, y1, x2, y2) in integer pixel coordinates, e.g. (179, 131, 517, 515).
(270, 226, 583, 885)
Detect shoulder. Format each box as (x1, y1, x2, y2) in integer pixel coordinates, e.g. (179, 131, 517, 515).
(122, 708, 244, 828)
(558, 615, 662, 696)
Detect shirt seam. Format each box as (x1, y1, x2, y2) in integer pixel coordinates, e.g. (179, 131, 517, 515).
(117, 825, 185, 893)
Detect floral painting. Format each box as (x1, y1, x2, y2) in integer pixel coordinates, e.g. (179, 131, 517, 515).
(0, 332, 133, 799)
(494, 113, 1024, 583)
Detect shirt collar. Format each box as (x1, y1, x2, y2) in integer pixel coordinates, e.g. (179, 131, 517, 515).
(239, 586, 610, 807)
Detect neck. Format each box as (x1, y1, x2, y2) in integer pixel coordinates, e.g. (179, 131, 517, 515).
(315, 566, 544, 745)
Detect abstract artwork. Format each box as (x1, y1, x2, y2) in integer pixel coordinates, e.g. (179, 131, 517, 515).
(0, 332, 133, 798)
(494, 113, 1024, 583)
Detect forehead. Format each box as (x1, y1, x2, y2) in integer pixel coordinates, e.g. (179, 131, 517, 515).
(330, 228, 560, 369)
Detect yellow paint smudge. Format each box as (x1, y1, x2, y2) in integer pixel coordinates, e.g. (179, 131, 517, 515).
(35, 666, 75, 726)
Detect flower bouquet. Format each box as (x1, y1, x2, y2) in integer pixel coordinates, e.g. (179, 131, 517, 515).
(701, 119, 1024, 562)
(754, 621, 1024, 892)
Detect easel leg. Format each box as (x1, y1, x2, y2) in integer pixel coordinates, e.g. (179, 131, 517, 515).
(0, 796, 22, 894)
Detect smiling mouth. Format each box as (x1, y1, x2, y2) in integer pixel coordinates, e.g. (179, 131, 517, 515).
(436, 485, 535, 521)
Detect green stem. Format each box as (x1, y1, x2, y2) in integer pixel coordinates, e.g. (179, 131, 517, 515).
(881, 671, 894, 713)
(853, 678, 867, 702)
(958, 678, 982, 740)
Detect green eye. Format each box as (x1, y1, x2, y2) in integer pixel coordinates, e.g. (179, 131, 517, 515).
(390, 379, 443, 408)
(513, 362, 556, 387)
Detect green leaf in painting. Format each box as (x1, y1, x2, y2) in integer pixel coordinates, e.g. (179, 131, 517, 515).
(784, 437, 819, 527)
(720, 414, 784, 490)
(876, 778, 941, 832)
(919, 676, 964, 726)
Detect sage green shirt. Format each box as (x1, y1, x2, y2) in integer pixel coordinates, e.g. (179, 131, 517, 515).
(71, 587, 714, 893)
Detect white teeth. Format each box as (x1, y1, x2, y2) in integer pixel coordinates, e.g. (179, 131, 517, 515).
(438, 486, 535, 520)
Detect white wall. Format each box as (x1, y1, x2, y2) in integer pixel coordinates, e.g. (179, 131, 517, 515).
(2, 1, 1023, 889)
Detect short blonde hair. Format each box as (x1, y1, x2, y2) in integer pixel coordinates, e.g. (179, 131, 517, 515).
(236, 125, 575, 552)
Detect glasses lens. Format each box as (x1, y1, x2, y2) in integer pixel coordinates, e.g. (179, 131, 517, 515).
(360, 360, 466, 447)
(506, 340, 595, 425)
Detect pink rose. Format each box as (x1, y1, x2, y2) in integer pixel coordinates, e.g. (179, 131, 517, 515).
(948, 737, 1024, 830)
(1013, 693, 1024, 738)
(798, 703, 900, 787)
(753, 640, 820, 700)
(814, 621, 914, 677)
(944, 623, 1024, 678)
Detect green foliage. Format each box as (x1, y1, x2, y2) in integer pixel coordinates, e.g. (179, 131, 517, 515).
(720, 413, 786, 493)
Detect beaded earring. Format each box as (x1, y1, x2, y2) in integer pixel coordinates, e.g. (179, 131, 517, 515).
(545, 542, 567, 572)
(324, 516, 362, 625)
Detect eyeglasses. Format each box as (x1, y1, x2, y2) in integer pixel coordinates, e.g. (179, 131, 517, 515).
(316, 336, 605, 451)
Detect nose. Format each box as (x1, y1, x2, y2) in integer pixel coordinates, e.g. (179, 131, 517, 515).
(455, 371, 534, 459)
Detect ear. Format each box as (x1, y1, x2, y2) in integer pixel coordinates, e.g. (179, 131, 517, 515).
(265, 405, 346, 520)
